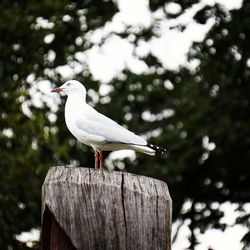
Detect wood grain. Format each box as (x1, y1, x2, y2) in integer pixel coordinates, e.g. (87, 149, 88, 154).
(41, 166, 172, 250)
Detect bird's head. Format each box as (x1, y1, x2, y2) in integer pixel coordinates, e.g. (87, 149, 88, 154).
(51, 80, 86, 96)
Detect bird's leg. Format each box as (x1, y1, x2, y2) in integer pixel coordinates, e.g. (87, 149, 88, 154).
(94, 151, 99, 170)
(99, 150, 103, 171)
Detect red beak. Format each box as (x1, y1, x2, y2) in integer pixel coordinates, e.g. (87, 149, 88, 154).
(51, 87, 63, 93)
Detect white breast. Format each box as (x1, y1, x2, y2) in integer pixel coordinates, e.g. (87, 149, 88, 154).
(65, 94, 91, 146)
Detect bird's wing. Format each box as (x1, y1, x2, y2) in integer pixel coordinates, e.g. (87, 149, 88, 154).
(75, 115, 147, 146)
(84, 105, 134, 133)
(74, 125, 106, 144)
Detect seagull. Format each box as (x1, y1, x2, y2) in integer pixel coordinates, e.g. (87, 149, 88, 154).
(51, 80, 166, 171)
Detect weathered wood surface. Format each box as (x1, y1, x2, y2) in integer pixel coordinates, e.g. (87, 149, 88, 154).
(41, 166, 172, 250)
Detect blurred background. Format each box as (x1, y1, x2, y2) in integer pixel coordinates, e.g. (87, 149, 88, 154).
(0, 0, 249, 249)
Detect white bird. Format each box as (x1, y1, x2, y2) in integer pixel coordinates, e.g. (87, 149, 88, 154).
(51, 80, 166, 170)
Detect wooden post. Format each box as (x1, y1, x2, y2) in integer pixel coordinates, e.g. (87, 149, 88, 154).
(41, 166, 172, 250)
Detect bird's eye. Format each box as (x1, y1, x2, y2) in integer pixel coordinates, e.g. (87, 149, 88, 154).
(67, 83, 71, 86)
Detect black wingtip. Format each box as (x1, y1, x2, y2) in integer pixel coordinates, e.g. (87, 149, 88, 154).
(147, 143, 167, 154)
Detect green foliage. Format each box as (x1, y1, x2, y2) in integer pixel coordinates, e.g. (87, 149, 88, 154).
(0, 0, 249, 249)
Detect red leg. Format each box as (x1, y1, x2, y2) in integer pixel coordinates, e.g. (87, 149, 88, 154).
(99, 151, 103, 171)
(94, 151, 99, 170)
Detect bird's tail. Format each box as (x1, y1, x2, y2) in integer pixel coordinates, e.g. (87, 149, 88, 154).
(147, 143, 167, 154)
(129, 145, 155, 155)
(130, 143, 167, 156)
